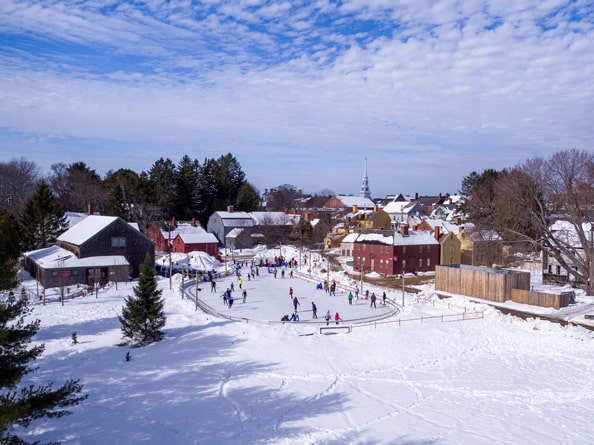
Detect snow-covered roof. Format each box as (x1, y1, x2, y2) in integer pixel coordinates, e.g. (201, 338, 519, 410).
(64, 212, 89, 229)
(423, 219, 460, 234)
(161, 223, 207, 240)
(357, 233, 393, 245)
(226, 228, 244, 239)
(341, 233, 360, 243)
(394, 230, 439, 246)
(383, 200, 418, 215)
(250, 211, 299, 225)
(24, 245, 128, 269)
(550, 220, 594, 247)
(335, 195, 375, 209)
(57, 215, 119, 245)
(176, 232, 219, 244)
(217, 211, 252, 220)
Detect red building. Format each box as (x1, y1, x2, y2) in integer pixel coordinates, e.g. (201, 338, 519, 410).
(354, 225, 440, 276)
(171, 232, 220, 255)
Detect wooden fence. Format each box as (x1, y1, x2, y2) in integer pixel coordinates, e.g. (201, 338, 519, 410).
(511, 289, 573, 309)
(435, 264, 530, 303)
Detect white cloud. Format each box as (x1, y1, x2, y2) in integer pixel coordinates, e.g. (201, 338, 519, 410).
(0, 1, 593, 196)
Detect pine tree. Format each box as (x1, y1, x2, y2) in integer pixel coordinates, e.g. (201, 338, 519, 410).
(20, 181, 67, 251)
(118, 253, 166, 347)
(0, 299, 87, 443)
(0, 208, 20, 292)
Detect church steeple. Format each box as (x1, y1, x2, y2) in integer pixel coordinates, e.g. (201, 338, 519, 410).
(359, 157, 371, 199)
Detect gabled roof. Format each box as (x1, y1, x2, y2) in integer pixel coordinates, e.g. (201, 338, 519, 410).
(394, 230, 439, 246)
(24, 245, 128, 269)
(383, 200, 420, 215)
(64, 212, 89, 229)
(341, 233, 360, 243)
(161, 223, 207, 240)
(335, 195, 375, 209)
(176, 232, 219, 244)
(175, 232, 219, 244)
(57, 215, 119, 246)
(357, 233, 393, 245)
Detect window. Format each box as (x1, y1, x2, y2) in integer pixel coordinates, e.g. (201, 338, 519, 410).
(112, 237, 126, 248)
(427, 258, 430, 267)
(419, 259, 422, 268)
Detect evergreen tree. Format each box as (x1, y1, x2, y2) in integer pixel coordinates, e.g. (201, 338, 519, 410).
(20, 181, 67, 251)
(173, 155, 200, 220)
(118, 253, 166, 347)
(196, 158, 221, 226)
(0, 208, 20, 292)
(147, 158, 177, 219)
(0, 299, 87, 443)
(235, 182, 261, 212)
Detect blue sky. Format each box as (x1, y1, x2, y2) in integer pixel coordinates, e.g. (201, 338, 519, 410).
(1, 1, 593, 198)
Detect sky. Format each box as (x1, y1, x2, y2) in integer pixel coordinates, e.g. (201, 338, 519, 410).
(10, 245, 594, 444)
(1, 1, 593, 198)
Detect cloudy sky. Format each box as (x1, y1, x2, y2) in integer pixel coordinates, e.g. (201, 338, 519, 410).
(1, 1, 593, 198)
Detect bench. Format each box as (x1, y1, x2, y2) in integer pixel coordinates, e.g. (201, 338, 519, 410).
(320, 325, 351, 334)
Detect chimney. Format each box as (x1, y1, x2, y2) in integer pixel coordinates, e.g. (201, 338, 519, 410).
(352, 205, 358, 213)
(439, 192, 442, 200)
(171, 217, 176, 228)
(227, 205, 234, 213)
(88, 203, 92, 215)
(400, 224, 409, 236)
(373, 204, 378, 212)
(434, 226, 440, 240)
(415, 192, 419, 200)
(192, 217, 196, 227)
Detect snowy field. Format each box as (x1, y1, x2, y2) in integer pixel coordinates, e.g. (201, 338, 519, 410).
(11, 247, 594, 444)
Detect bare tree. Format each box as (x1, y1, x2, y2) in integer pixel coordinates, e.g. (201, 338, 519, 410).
(466, 149, 594, 292)
(49, 162, 105, 213)
(0, 158, 40, 217)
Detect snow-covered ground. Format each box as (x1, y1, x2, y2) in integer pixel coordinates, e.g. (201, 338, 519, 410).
(11, 247, 594, 444)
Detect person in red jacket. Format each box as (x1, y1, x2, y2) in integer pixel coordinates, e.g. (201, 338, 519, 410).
(334, 312, 342, 325)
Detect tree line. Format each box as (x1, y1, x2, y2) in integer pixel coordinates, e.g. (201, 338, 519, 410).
(0, 153, 260, 232)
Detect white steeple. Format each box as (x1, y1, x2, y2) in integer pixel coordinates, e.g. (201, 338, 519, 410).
(359, 157, 371, 200)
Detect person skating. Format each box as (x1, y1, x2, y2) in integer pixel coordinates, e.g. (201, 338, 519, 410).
(348, 291, 353, 305)
(370, 292, 376, 308)
(242, 288, 247, 303)
(334, 312, 342, 325)
(325, 310, 331, 325)
(311, 301, 318, 318)
(292, 296, 300, 312)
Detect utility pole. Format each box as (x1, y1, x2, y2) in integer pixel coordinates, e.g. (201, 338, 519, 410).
(402, 273, 405, 307)
(168, 225, 172, 291)
(195, 273, 199, 311)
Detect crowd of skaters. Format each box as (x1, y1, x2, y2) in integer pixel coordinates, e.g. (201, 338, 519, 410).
(206, 257, 390, 324)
